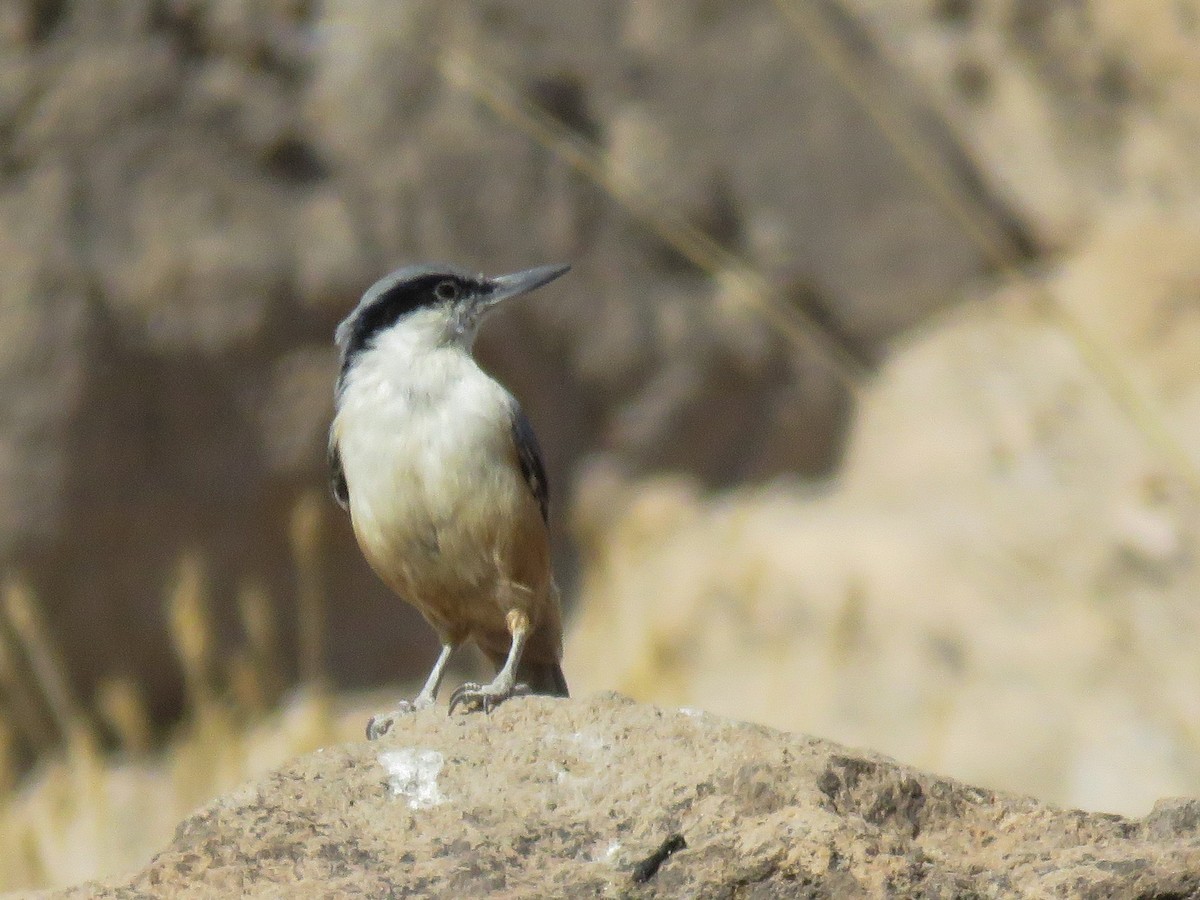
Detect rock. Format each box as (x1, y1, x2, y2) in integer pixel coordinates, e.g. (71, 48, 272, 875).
(57, 696, 1200, 897)
(565, 237, 1200, 813)
(841, 0, 1200, 244)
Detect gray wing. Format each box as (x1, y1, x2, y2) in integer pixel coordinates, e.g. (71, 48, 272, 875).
(511, 403, 549, 526)
(329, 434, 349, 510)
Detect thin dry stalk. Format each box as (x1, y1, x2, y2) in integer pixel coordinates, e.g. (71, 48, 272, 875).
(165, 553, 218, 719)
(228, 650, 267, 717)
(1, 576, 97, 761)
(0, 617, 53, 751)
(0, 711, 17, 794)
(237, 579, 283, 709)
(95, 677, 152, 756)
(439, 48, 871, 398)
(290, 491, 327, 689)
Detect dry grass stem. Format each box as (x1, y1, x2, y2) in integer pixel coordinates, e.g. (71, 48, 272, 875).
(290, 491, 328, 690)
(1, 577, 98, 760)
(166, 554, 217, 718)
(0, 616, 54, 751)
(440, 48, 872, 396)
(95, 677, 152, 756)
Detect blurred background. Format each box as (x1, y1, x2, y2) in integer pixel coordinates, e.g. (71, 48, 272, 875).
(2, 0, 1200, 889)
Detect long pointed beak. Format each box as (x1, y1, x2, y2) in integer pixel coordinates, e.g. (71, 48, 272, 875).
(483, 263, 571, 308)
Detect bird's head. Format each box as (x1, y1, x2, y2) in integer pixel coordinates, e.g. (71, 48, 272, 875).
(335, 262, 570, 374)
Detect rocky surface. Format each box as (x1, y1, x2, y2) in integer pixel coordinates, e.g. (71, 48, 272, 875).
(53, 695, 1200, 898)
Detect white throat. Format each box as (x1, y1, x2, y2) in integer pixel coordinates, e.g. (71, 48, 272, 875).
(334, 309, 512, 447)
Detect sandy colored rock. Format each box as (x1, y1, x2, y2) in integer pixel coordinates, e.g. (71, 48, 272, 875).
(844, 0, 1200, 243)
(566, 220, 1200, 814)
(50, 695, 1200, 897)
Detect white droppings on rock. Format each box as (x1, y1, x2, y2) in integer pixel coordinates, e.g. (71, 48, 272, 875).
(604, 841, 622, 862)
(566, 730, 609, 754)
(588, 839, 623, 865)
(379, 748, 447, 809)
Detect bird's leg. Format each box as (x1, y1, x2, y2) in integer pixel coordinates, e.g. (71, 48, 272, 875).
(410, 641, 455, 707)
(448, 610, 532, 714)
(366, 641, 454, 740)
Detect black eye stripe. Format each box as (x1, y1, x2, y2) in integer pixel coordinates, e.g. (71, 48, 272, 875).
(337, 274, 477, 380)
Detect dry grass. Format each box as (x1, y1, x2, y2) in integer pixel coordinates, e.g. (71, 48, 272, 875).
(0, 494, 354, 893)
(0, 686, 346, 891)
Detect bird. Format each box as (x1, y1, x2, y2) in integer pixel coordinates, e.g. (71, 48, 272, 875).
(328, 262, 571, 738)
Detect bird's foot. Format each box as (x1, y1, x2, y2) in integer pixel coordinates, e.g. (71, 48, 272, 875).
(447, 680, 531, 715)
(365, 695, 435, 740)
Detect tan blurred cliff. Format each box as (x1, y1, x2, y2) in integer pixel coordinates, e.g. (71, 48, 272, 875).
(567, 215, 1200, 815)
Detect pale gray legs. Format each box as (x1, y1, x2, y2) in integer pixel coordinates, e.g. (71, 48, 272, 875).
(448, 610, 532, 714)
(365, 641, 454, 740)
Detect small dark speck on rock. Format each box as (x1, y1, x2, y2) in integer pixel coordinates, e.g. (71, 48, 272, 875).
(631, 833, 687, 884)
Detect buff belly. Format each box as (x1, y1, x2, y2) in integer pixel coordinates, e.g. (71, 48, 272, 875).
(337, 415, 550, 645)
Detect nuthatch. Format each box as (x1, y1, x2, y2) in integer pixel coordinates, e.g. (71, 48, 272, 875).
(328, 262, 570, 737)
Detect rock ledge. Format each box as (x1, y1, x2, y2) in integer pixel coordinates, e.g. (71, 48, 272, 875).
(66, 695, 1200, 898)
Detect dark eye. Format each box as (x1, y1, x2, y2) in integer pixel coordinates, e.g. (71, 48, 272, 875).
(434, 280, 460, 302)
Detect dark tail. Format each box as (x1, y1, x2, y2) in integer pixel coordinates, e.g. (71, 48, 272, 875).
(518, 659, 569, 698)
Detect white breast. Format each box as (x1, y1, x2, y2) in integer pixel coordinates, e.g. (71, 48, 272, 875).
(331, 319, 527, 599)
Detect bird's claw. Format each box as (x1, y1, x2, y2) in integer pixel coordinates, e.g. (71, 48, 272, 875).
(365, 715, 393, 740)
(365, 696, 434, 740)
(447, 681, 531, 715)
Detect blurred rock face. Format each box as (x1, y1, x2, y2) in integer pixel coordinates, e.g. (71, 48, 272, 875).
(0, 0, 1017, 721)
(567, 218, 1200, 814)
(843, 0, 1200, 245)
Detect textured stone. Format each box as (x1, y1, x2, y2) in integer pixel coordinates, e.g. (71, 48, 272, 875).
(57, 696, 1200, 898)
